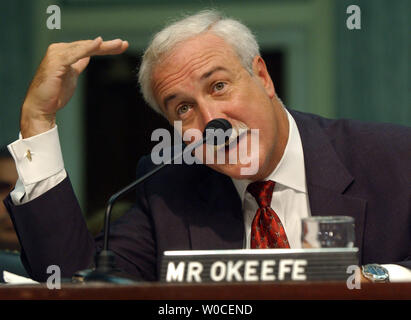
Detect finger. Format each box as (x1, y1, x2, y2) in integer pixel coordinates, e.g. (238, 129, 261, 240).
(54, 38, 128, 66)
(71, 56, 90, 75)
(90, 39, 129, 56)
(68, 40, 128, 75)
(70, 41, 128, 73)
(56, 37, 101, 65)
(56, 37, 102, 66)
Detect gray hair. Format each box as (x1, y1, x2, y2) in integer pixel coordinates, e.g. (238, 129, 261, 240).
(138, 10, 260, 114)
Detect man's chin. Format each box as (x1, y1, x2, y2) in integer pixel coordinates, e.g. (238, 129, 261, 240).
(206, 163, 261, 180)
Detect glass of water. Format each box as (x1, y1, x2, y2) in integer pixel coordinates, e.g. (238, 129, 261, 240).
(301, 216, 355, 248)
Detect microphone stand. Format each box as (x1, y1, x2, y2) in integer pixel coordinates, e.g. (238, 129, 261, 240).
(80, 120, 231, 283)
(81, 164, 168, 283)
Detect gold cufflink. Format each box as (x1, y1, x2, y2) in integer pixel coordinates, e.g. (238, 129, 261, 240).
(26, 150, 32, 161)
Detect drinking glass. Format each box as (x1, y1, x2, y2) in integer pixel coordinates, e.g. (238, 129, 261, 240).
(301, 216, 355, 248)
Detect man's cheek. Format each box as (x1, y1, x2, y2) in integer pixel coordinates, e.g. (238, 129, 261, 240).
(239, 129, 260, 176)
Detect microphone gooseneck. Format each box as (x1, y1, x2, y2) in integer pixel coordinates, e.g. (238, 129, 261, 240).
(82, 118, 232, 283)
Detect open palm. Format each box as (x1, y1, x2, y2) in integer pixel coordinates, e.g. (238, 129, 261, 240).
(21, 37, 129, 137)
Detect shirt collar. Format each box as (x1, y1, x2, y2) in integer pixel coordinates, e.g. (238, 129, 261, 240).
(231, 108, 307, 203)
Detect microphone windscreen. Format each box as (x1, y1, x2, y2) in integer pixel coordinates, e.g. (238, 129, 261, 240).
(204, 118, 232, 132)
(203, 118, 233, 146)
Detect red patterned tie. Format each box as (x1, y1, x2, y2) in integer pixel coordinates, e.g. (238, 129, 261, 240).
(247, 180, 290, 249)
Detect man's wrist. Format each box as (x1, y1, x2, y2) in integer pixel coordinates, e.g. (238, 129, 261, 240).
(362, 264, 390, 283)
(20, 104, 56, 139)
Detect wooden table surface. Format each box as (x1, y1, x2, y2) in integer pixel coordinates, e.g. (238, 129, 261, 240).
(0, 281, 410, 300)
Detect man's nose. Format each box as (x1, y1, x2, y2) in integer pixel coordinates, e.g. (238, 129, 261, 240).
(197, 101, 225, 131)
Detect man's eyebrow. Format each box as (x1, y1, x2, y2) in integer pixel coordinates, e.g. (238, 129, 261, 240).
(200, 66, 229, 80)
(162, 67, 229, 109)
(163, 94, 177, 110)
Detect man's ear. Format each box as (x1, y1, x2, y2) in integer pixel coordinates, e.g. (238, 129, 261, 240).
(252, 56, 275, 99)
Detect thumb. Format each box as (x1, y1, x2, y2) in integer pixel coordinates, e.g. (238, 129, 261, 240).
(71, 56, 91, 74)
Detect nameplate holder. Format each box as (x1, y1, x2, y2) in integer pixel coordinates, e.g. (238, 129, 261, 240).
(160, 248, 358, 283)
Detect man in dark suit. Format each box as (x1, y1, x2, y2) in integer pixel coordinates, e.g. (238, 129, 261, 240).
(3, 10, 411, 282)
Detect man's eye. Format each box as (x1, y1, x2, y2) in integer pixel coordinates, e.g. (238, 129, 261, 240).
(213, 82, 226, 92)
(177, 104, 192, 115)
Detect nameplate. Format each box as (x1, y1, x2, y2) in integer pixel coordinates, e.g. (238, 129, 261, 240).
(160, 248, 358, 283)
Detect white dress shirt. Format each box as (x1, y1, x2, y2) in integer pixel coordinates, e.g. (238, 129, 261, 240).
(232, 109, 310, 249)
(6, 114, 411, 282)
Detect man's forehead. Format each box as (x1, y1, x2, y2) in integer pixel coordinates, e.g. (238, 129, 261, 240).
(151, 33, 242, 104)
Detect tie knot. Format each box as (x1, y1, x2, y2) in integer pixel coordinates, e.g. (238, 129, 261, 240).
(247, 180, 275, 208)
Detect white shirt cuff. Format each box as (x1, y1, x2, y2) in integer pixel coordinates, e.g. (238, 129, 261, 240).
(382, 264, 411, 282)
(7, 125, 64, 185)
(7, 126, 67, 204)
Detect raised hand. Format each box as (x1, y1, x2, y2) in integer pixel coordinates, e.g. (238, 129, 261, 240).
(20, 37, 129, 138)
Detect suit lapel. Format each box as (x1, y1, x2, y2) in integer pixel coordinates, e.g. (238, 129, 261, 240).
(186, 167, 244, 250)
(291, 110, 367, 261)
(184, 110, 367, 261)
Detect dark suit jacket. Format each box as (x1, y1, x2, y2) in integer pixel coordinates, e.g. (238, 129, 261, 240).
(4, 110, 411, 282)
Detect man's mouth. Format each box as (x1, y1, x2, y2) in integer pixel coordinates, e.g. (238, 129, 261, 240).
(216, 121, 249, 152)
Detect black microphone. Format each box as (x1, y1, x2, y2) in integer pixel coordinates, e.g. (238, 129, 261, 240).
(79, 118, 232, 283)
